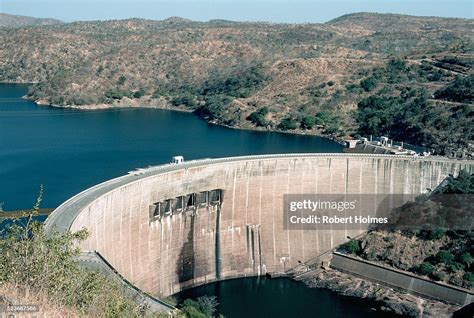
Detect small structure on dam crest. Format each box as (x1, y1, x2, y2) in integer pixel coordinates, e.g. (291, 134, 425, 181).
(45, 154, 474, 302)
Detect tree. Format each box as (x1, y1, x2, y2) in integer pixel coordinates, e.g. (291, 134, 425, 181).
(117, 75, 126, 85)
(247, 107, 270, 127)
(300, 116, 316, 129)
(419, 262, 434, 275)
(460, 252, 473, 266)
(463, 272, 474, 283)
(387, 59, 407, 72)
(448, 262, 465, 273)
(436, 250, 454, 265)
(417, 227, 445, 240)
(278, 117, 297, 130)
(345, 239, 360, 254)
(360, 77, 377, 92)
(172, 95, 197, 108)
(444, 170, 474, 194)
(180, 296, 219, 318)
(434, 74, 474, 104)
(195, 95, 232, 120)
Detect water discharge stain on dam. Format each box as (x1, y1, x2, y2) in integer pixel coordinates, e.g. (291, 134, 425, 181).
(8, 83, 467, 318)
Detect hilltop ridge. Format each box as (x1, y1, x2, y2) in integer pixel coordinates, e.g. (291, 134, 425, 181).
(0, 13, 63, 27)
(0, 12, 472, 155)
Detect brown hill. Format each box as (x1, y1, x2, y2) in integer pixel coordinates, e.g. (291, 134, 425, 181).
(0, 13, 63, 28)
(0, 13, 472, 154)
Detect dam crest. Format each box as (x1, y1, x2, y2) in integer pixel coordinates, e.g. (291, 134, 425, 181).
(45, 154, 474, 300)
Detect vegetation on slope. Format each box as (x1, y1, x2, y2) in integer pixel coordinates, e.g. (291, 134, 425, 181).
(354, 58, 474, 154)
(0, 194, 151, 316)
(0, 192, 221, 317)
(341, 170, 474, 289)
(0, 12, 473, 154)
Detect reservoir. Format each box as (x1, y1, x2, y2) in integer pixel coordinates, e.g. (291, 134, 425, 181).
(0, 83, 342, 210)
(0, 84, 400, 318)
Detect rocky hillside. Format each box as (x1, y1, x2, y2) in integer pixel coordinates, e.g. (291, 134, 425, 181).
(0, 13, 472, 154)
(0, 13, 62, 27)
(341, 170, 474, 290)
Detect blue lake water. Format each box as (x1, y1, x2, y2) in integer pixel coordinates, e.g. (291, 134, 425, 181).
(0, 83, 342, 210)
(0, 83, 404, 318)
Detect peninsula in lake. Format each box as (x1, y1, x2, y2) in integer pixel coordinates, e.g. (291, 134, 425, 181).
(0, 12, 472, 156)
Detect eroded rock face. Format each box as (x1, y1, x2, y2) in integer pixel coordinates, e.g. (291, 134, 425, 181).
(298, 269, 459, 318)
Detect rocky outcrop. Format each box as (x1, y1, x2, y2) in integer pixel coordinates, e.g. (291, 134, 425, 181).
(297, 269, 459, 318)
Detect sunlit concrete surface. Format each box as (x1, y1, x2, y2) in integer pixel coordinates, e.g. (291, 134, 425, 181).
(45, 154, 474, 297)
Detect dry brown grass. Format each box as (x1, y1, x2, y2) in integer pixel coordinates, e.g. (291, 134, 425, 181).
(0, 284, 79, 317)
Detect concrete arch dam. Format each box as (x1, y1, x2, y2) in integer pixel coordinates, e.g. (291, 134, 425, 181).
(45, 154, 473, 298)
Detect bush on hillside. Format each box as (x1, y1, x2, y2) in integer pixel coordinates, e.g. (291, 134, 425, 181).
(0, 191, 149, 316)
(247, 107, 270, 127)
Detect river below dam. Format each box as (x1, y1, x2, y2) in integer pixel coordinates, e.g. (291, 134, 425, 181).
(0, 83, 400, 317)
(174, 277, 401, 318)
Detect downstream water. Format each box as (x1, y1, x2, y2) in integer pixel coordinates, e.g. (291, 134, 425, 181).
(0, 83, 342, 210)
(175, 277, 400, 318)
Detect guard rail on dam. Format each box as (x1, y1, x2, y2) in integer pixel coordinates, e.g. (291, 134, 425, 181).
(45, 154, 474, 300)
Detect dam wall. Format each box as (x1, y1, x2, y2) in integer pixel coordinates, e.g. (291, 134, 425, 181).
(45, 154, 474, 298)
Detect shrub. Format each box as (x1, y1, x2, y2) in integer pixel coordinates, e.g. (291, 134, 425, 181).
(436, 250, 455, 265)
(104, 88, 128, 100)
(432, 271, 446, 281)
(247, 107, 270, 127)
(172, 95, 197, 108)
(180, 296, 219, 318)
(278, 117, 297, 130)
(345, 239, 360, 254)
(434, 74, 474, 103)
(0, 192, 148, 316)
(463, 272, 474, 283)
(117, 75, 126, 85)
(460, 252, 473, 266)
(419, 262, 434, 275)
(360, 77, 378, 92)
(448, 262, 465, 273)
(300, 116, 316, 129)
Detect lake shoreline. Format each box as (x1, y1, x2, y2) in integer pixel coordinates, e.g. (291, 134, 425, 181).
(26, 95, 347, 145)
